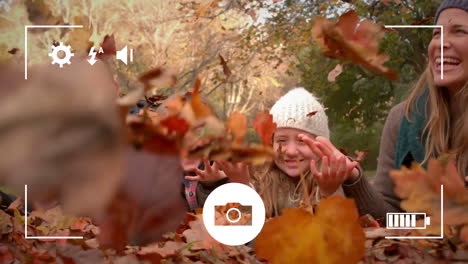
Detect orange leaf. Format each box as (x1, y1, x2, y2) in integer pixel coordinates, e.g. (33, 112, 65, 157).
(253, 112, 277, 146)
(227, 112, 247, 143)
(255, 196, 365, 264)
(191, 79, 212, 118)
(312, 11, 398, 80)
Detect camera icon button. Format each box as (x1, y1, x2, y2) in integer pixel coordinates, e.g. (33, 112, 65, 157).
(202, 183, 266, 246)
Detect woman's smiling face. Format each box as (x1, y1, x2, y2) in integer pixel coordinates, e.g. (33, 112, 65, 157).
(272, 128, 316, 178)
(429, 8, 468, 92)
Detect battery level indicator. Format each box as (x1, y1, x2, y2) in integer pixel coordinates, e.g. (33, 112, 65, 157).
(386, 213, 430, 229)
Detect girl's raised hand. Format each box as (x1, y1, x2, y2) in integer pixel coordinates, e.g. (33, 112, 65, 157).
(298, 134, 360, 196)
(310, 155, 358, 197)
(217, 161, 251, 186)
(184, 159, 227, 182)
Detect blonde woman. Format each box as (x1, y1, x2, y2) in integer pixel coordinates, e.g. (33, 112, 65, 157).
(194, 88, 360, 217)
(337, 0, 468, 221)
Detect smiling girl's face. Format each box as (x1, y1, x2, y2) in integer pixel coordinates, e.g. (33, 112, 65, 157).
(429, 8, 468, 92)
(272, 127, 316, 178)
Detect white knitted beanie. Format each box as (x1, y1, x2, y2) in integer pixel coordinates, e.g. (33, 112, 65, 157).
(270, 88, 330, 139)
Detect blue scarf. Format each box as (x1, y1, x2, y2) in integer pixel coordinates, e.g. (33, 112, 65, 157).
(395, 90, 428, 169)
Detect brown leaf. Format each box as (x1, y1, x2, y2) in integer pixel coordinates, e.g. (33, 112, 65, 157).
(219, 54, 232, 77)
(57, 244, 106, 264)
(253, 112, 277, 146)
(97, 34, 116, 58)
(255, 196, 365, 264)
(182, 214, 228, 255)
(139, 241, 186, 257)
(227, 112, 247, 143)
(8, 48, 19, 55)
(307, 111, 318, 117)
(312, 11, 398, 80)
(410, 16, 434, 25)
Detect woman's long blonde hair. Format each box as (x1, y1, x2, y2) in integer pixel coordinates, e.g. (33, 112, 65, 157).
(251, 163, 318, 217)
(405, 65, 468, 176)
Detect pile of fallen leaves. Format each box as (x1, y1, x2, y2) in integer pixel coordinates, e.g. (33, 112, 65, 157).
(2, 186, 467, 264)
(0, 200, 260, 264)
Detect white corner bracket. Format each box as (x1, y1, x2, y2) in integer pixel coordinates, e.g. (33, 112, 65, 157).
(24, 25, 83, 80)
(24, 184, 83, 239)
(384, 25, 444, 80)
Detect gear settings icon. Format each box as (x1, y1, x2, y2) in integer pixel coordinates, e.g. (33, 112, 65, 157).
(48, 42, 74, 68)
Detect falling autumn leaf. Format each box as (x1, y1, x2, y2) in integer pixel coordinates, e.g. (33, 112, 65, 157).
(255, 196, 365, 264)
(227, 112, 247, 143)
(253, 112, 277, 146)
(7, 48, 19, 55)
(312, 10, 398, 80)
(219, 54, 232, 77)
(190, 78, 212, 118)
(410, 16, 434, 25)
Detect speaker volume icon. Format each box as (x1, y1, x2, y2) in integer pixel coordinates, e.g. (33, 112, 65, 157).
(116, 46, 133, 65)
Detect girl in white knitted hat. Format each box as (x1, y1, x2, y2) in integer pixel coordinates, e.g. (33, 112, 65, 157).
(253, 87, 360, 216)
(194, 88, 361, 216)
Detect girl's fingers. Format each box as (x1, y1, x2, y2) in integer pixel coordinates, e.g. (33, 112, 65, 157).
(315, 142, 334, 157)
(212, 161, 219, 171)
(299, 134, 324, 158)
(347, 161, 359, 173)
(321, 156, 329, 178)
(329, 155, 337, 179)
(310, 160, 322, 181)
(184, 175, 201, 181)
(194, 168, 207, 178)
(336, 156, 347, 181)
(316, 136, 338, 153)
(203, 159, 212, 172)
